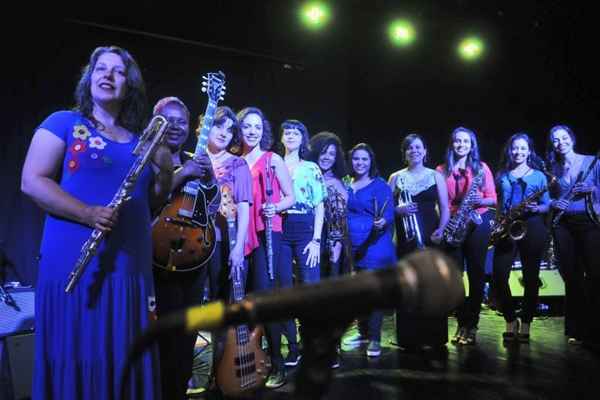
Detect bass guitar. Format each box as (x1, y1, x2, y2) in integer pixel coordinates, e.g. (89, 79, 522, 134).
(216, 185, 270, 397)
(152, 72, 226, 272)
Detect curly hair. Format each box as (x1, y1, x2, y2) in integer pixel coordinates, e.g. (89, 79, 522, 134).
(74, 46, 148, 134)
(237, 107, 273, 151)
(308, 131, 348, 179)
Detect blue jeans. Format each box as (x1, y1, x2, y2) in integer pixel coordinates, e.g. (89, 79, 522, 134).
(280, 213, 321, 350)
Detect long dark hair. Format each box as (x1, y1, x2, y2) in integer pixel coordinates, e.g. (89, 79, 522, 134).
(237, 107, 273, 151)
(442, 127, 483, 177)
(401, 133, 428, 166)
(546, 124, 577, 175)
(309, 131, 347, 179)
(497, 132, 546, 179)
(74, 45, 147, 133)
(277, 119, 311, 160)
(197, 106, 241, 154)
(349, 143, 379, 178)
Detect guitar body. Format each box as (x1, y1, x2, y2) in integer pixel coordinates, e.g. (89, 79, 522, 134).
(152, 181, 219, 272)
(216, 324, 270, 398)
(152, 71, 226, 272)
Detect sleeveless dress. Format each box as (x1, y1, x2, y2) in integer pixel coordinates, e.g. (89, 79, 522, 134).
(390, 168, 448, 349)
(33, 111, 160, 400)
(391, 168, 439, 256)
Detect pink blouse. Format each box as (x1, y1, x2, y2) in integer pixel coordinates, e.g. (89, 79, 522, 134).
(436, 162, 497, 215)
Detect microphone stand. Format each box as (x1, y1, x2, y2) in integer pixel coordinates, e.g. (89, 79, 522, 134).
(292, 316, 354, 400)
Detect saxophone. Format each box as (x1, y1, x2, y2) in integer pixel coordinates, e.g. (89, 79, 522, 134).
(489, 186, 549, 246)
(490, 173, 556, 246)
(65, 115, 169, 293)
(442, 169, 484, 247)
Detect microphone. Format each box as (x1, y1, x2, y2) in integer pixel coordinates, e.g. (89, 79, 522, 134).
(155, 248, 463, 335)
(119, 249, 462, 399)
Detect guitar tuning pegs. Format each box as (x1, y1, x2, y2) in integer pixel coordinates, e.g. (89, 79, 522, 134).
(201, 87, 207, 93)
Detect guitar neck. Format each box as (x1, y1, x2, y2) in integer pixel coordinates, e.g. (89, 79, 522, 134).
(194, 99, 218, 157)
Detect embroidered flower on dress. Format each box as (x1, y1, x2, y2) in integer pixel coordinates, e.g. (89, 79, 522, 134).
(72, 124, 91, 140)
(69, 139, 87, 154)
(67, 158, 80, 172)
(88, 136, 107, 150)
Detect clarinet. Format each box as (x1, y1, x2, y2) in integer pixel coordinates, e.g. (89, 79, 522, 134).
(264, 164, 276, 280)
(65, 115, 169, 293)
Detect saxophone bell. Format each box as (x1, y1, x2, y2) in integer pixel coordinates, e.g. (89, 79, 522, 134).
(508, 219, 527, 241)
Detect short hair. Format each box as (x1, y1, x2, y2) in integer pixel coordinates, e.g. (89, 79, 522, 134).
(279, 119, 311, 160)
(152, 96, 190, 119)
(197, 106, 240, 154)
(400, 133, 428, 166)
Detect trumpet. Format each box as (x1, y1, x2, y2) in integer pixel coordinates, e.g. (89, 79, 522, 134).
(397, 188, 425, 249)
(65, 115, 170, 293)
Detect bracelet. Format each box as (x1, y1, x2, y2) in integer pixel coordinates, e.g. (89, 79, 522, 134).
(311, 238, 321, 244)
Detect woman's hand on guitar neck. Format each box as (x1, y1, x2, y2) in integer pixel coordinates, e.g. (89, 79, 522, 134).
(181, 154, 215, 182)
(229, 243, 245, 272)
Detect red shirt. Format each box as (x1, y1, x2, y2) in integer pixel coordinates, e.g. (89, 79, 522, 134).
(245, 152, 283, 255)
(436, 162, 497, 215)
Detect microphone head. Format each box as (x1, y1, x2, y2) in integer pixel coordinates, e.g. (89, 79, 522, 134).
(396, 249, 464, 316)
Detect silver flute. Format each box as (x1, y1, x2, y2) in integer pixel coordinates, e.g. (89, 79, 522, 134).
(65, 115, 169, 293)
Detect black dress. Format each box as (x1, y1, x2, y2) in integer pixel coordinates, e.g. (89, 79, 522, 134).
(390, 168, 448, 349)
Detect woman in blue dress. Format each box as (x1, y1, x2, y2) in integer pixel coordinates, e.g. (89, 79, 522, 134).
(21, 46, 172, 400)
(343, 143, 396, 358)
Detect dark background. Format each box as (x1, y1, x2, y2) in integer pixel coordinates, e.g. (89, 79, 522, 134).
(2, 0, 598, 286)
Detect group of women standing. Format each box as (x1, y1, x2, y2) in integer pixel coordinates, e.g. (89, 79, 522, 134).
(22, 44, 600, 400)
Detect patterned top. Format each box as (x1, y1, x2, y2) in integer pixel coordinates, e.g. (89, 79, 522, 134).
(436, 162, 497, 215)
(389, 168, 437, 197)
(497, 169, 551, 214)
(287, 160, 327, 214)
(210, 154, 253, 252)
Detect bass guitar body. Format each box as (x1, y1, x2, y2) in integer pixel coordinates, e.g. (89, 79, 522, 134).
(216, 185, 270, 397)
(216, 324, 270, 398)
(152, 180, 219, 272)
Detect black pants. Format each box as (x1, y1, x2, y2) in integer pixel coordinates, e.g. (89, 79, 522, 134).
(153, 245, 221, 400)
(492, 215, 548, 324)
(247, 231, 285, 369)
(553, 215, 600, 342)
(447, 210, 494, 330)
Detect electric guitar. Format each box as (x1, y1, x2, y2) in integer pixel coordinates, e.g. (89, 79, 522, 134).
(152, 72, 226, 272)
(216, 185, 270, 397)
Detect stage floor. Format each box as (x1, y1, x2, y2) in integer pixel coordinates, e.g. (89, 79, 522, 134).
(190, 306, 600, 400)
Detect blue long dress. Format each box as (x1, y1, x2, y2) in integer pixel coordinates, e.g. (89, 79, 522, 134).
(33, 111, 160, 400)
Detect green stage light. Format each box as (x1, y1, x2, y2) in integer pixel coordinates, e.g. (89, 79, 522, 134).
(389, 20, 416, 47)
(301, 2, 330, 29)
(458, 36, 484, 61)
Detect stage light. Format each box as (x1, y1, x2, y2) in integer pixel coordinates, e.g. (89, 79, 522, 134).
(389, 20, 416, 47)
(300, 2, 330, 29)
(458, 36, 484, 61)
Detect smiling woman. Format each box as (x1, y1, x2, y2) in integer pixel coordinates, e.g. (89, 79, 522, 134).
(20, 45, 170, 400)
